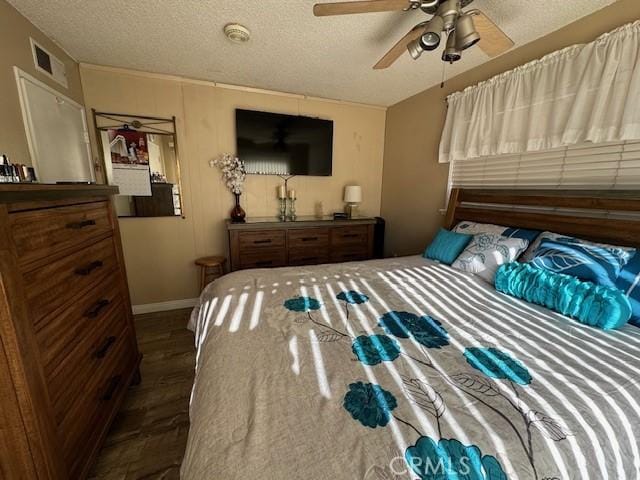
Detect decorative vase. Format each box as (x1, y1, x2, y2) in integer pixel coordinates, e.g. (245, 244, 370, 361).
(230, 193, 246, 223)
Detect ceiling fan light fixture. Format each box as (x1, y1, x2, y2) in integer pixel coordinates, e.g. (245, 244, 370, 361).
(407, 38, 424, 59)
(454, 13, 480, 51)
(419, 15, 444, 51)
(407, 14, 443, 60)
(420, 31, 441, 51)
(437, 0, 460, 31)
(442, 31, 461, 63)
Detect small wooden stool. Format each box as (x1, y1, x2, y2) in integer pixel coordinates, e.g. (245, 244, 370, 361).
(195, 256, 226, 291)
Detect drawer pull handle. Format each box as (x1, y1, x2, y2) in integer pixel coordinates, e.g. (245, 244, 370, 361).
(84, 299, 110, 318)
(66, 219, 96, 230)
(101, 375, 122, 401)
(95, 336, 117, 359)
(75, 260, 104, 276)
(254, 239, 272, 245)
(255, 261, 273, 267)
(342, 234, 360, 238)
(299, 257, 318, 262)
(301, 237, 318, 242)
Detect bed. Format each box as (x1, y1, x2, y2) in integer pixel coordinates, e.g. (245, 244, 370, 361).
(182, 189, 640, 480)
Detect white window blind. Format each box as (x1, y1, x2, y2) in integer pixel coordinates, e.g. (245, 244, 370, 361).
(448, 141, 640, 190)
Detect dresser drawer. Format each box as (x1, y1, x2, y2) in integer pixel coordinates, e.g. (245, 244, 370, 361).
(238, 248, 287, 270)
(48, 300, 129, 425)
(330, 245, 369, 263)
(331, 225, 368, 246)
(60, 331, 137, 478)
(10, 201, 113, 269)
(35, 273, 122, 377)
(289, 247, 329, 266)
(238, 230, 285, 250)
(287, 228, 329, 248)
(24, 237, 117, 325)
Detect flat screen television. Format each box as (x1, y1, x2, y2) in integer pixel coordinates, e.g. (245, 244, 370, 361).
(236, 109, 333, 176)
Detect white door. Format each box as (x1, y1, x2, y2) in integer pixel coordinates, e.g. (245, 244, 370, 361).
(15, 68, 93, 183)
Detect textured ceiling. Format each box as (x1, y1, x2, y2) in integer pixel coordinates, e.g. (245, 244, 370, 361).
(8, 0, 616, 106)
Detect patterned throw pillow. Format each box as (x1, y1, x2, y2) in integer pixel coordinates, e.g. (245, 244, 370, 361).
(529, 238, 632, 289)
(520, 231, 635, 263)
(454, 221, 506, 236)
(451, 233, 529, 284)
(454, 221, 540, 244)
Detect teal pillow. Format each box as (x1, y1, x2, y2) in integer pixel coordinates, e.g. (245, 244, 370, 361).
(424, 228, 473, 265)
(495, 262, 631, 330)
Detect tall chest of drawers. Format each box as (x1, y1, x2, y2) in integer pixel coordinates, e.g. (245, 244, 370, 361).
(0, 185, 141, 479)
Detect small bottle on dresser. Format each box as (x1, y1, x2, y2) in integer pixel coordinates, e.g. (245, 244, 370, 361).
(2, 155, 18, 183)
(0, 155, 9, 183)
(13, 163, 21, 182)
(0, 155, 37, 183)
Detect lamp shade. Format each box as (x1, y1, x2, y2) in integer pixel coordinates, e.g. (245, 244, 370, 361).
(344, 185, 362, 203)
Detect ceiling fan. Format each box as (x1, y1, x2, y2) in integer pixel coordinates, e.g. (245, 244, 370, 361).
(313, 0, 514, 70)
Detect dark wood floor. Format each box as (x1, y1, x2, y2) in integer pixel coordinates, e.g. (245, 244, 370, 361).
(89, 308, 195, 480)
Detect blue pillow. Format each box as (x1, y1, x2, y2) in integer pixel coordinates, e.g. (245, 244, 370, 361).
(503, 227, 541, 244)
(530, 238, 630, 289)
(616, 251, 640, 327)
(424, 228, 473, 265)
(496, 262, 631, 330)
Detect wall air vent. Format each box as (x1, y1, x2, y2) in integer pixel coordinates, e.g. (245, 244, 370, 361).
(30, 38, 68, 88)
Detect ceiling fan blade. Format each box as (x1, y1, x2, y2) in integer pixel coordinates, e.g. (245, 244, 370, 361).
(373, 25, 423, 70)
(471, 10, 514, 57)
(314, 0, 411, 17)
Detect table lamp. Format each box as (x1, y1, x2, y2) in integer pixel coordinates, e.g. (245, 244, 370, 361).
(344, 185, 362, 219)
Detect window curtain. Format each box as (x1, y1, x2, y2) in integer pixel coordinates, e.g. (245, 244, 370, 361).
(439, 20, 640, 163)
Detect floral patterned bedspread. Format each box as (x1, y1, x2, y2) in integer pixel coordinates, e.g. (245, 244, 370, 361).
(182, 256, 640, 480)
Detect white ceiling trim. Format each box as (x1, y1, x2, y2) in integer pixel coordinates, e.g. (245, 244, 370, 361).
(80, 63, 388, 111)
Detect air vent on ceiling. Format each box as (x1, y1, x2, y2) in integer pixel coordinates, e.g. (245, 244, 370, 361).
(30, 38, 68, 88)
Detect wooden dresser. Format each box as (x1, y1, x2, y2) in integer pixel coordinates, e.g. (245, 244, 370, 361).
(0, 184, 140, 479)
(227, 216, 377, 271)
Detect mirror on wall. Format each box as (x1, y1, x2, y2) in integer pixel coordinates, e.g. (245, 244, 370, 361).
(94, 111, 184, 218)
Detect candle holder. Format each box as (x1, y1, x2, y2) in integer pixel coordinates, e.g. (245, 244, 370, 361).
(276, 174, 296, 221)
(288, 197, 297, 220)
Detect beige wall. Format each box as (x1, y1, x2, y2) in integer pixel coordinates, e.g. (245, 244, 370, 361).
(80, 65, 387, 305)
(0, 0, 83, 164)
(380, 0, 640, 257)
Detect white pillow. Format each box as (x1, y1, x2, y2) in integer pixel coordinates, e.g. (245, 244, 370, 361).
(452, 233, 529, 283)
(453, 221, 507, 236)
(520, 230, 635, 263)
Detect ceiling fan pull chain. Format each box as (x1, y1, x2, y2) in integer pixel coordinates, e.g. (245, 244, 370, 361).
(441, 61, 446, 88)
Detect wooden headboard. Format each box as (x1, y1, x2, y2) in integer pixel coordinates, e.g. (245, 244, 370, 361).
(444, 188, 640, 248)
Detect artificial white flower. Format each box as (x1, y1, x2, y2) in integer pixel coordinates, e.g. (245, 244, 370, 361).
(213, 153, 246, 194)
